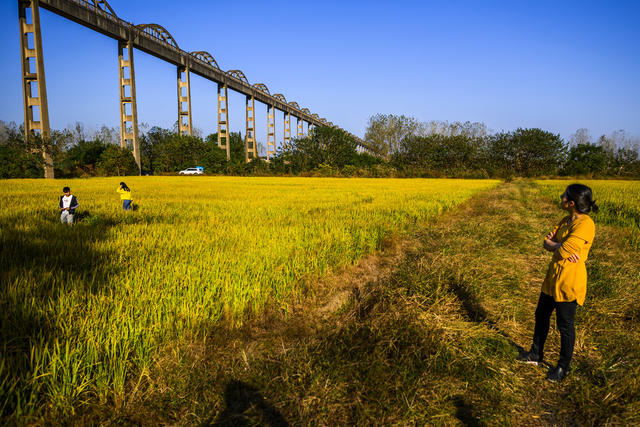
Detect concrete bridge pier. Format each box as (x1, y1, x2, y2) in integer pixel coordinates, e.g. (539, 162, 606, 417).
(283, 112, 291, 151)
(118, 38, 140, 172)
(297, 117, 303, 139)
(245, 95, 257, 161)
(19, 0, 54, 178)
(267, 104, 276, 161)
(177, 66, 192, 136)
(217, 83, 230, 160)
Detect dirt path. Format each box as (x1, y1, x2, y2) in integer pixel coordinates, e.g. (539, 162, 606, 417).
(108, 181, 639, 425)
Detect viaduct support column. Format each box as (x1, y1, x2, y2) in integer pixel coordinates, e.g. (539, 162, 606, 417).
(118, 39, 141, 172)
(245, 95, 257, 162)
(296, 117, 303, 139)
(267, 104, 276, 161)
(217, 83, 230, 160)
(283, 112, 291, 151)
(19, 0, 53, 178)
(177, 66, 192, 136)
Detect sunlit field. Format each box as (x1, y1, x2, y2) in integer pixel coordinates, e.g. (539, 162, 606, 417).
(0, 176, 499, 418)
(535, 179, 640, 246)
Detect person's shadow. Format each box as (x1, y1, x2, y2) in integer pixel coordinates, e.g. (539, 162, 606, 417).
(446, 277, 557, 368)
(211, 380, 289, 426)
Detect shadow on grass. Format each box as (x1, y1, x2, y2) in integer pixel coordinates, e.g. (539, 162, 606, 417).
(447, 279, 490, 324)
(211, 380, 289, 427)
(447, 278, 528, 356)
(452, 394, 484, 427)
(0, 209, 120, 418)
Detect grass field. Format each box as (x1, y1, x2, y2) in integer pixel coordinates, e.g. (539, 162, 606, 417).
(0, 177, 499, 420)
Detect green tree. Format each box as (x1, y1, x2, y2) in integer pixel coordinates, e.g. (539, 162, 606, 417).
(562, 143, 607, 176)
(61, 139, 107, 176)
(392, 133, 483, 177)
(0, 143, 42, 178)
(613, 146, 640, 176)
(0, 121, 43, 178)
(97, 145, 138, 176)
(282, 126, 359, 173)
(487, 128, 565, 177)
(352, 151, 382, 168)
(153, 133, 212, 172)
(141, 126, 171, 173)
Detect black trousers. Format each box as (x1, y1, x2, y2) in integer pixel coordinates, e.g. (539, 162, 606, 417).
(531, 292, 578, 370)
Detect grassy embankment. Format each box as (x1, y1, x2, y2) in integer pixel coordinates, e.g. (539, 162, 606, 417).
(105, 180, 640, 425)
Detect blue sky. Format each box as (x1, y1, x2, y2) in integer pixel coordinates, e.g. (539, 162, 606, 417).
(1, 0, 639, 146)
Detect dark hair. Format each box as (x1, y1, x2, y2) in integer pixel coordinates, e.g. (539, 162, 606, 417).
(120, 182, 130, 192)
(62, 186, 70, 193)
(565, 183, 598, 214)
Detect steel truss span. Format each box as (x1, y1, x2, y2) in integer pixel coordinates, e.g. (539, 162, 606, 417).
(18, 0, 375, 177)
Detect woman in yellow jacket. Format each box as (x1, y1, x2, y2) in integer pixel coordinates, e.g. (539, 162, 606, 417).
(117, 181, 133, 211)
(518, 183, 597, 381)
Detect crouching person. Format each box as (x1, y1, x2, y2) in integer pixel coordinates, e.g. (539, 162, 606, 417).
(117, 182, 133, 211)
(59, 186, 79, 224)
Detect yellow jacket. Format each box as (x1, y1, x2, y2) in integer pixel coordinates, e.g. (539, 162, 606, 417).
(542, 215, 595, 305)
(117, 188, 132, 200)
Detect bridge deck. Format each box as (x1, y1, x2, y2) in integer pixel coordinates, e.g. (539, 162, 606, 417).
(38, 0, 373, 151)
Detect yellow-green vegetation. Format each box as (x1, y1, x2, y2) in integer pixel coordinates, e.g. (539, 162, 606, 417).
(147, 180, 636, 425)
(535, 179, 640, 247)
(0, 176, 498, 419)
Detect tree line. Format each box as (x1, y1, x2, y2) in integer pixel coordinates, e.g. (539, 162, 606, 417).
(365, 114, 640, 178)
(0, 121, 381, 178)
(1, 116, 639, 178)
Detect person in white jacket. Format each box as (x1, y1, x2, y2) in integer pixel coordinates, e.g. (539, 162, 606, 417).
(59, 186, 79, 224)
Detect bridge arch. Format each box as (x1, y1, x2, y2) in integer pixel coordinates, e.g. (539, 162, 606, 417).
(288, 101, 300, 109)
(252, 83, 270, 95)
(136, 24, 179, 48)
(272, 93, 286, 103)
(86, 0, 117, 17)
(226, 69, 249, 84)
(301, 108, 310, 114)
(190, 51, 220, 69)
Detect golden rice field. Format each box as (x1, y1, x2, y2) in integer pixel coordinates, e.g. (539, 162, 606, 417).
(0, 177, 499, 418)
(534, 179, 640, 246)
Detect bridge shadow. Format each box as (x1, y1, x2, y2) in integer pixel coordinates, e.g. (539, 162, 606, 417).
(210, 380, 289, 427)
(0, 208, 120, 417)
